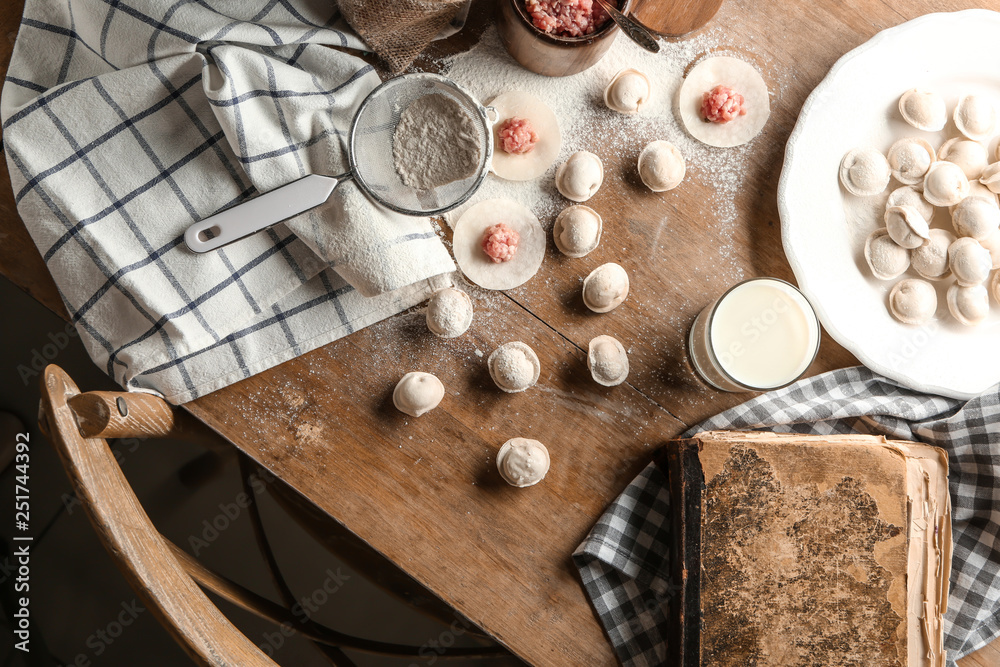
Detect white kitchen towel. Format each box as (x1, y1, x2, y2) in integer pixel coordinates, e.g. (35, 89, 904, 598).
(1, 0, 460, 404)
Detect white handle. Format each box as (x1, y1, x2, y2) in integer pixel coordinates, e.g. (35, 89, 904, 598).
(185, 174, 346, 253)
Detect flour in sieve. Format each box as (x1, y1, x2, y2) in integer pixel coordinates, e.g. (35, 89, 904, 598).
(393, 93, 482, 190)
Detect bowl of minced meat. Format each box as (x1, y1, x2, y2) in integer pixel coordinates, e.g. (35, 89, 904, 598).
(497, 0, 630, 77)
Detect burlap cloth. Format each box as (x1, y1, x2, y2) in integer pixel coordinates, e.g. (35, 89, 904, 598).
(338, 0, 469, 72)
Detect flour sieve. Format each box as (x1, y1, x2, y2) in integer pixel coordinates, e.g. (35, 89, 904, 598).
(185, 73, 496, 253)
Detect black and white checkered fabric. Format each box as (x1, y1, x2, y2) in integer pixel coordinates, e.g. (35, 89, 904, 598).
(1, 0, 462, 403)
(575, 366, 1000, 667)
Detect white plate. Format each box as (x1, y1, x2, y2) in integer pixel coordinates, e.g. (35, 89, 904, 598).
(779, 9, 1000, 400)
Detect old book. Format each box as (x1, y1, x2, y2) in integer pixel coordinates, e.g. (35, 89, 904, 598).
(656, 431, 952, 667)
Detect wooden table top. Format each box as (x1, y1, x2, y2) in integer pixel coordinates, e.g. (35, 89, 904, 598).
(2, 0, 998, 665)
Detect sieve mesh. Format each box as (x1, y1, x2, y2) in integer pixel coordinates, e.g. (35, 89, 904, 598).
(349, 73, 493, 216)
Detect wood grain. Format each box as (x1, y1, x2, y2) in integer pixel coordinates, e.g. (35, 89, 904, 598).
(2, 0, 999, 665)
(39, 365, 279, 667)
(633, 0, 725, 37)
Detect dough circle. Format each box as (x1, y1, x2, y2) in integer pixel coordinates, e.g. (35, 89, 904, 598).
(488, 91, 561, 182)
(678, 56, 770, 148)
(453, 198, 545, 291)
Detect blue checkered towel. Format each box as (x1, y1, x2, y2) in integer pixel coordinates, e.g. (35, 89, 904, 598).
(575, 367, 1000, 667)
(1, 0, 462, 403)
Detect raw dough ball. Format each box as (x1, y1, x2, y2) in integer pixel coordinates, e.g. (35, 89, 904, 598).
(922, 161, 970, 207)
(884, 205, 930, 249)
(949, 237, 992, 286)
(840, 148, 891, 196)
(393, 372, 445, 417)
(582, 262, 630, 313)
(954, 94, 997, 141)
(604, 68, 651, 114)
(887, 185, 934, 221)
(556, 151, 604, 202)
(980, 162, 1000, 194)
(898, 89, 947, 131)
(587, 335, 629, 386)
(488, 91, 561, 182)
(938, 138, 989, 180)
(452, 199, 545, 291)
(947, 284, 990, 326)
(911, 229, 956, 281)
(864, 229, 910, 280)
(426, 287, 473, 338)
(496, 437, 549, 487)
(488, 341, 540, 393)
(887, 137, 935, 185)
(638, 140, 685, 192)
(888, 279, 937, 325)
(951, 196, 1000, 240)
(979, 228, 1000, 269)
(678, 56, 770, 147)
(553, 205, 602, 258)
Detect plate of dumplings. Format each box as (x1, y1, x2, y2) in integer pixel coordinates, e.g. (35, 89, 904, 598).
(780, 9, 1000, 399)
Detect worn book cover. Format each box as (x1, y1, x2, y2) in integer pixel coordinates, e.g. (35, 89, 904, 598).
(655, 431, 951, 667)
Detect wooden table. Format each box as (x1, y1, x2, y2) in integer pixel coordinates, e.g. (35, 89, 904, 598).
(1, 0, 998, 665)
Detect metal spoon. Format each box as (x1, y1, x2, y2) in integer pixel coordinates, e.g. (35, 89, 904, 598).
(595, 0, 660, 53)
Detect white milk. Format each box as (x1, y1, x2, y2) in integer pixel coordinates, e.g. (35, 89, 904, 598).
(688, 279, 820, 392)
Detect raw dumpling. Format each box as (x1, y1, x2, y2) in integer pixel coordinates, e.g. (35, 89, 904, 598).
(947, 284, 990, 326)
(864, 229, 910, 280)
(587, 335, 629, 386)
(898, 89, 947, 131)
(488, 91, 561, 182)
(923, 161, 970, 207)
(604, 68, 651, 114)
(678, 56, 770, 148)
(426, 287, 473, 338)
(992, 269, 1000, 304)
(452, 199, 545, 291)
(556, 151, 604, 202)
(938, 138, 989, 180)
(951, 196, 1000, 240)
(884, 205, 930, 249)
(887, 185, 934, 221)
(496, 437, 549, 487)
(888, 279, 937, 325)
(840, 148, 891, 196)
(393, 372, 445, 417)
(954, 94, 997, 141)
(962, 181, 1000, 209)
(553, 205, 602, 258)
(979, 228, 1000, 269)
(887, 137, 935, 185)
(637, 140, 685, 192)
(488, 341, 540, 393)
(582, 263, 629, 313)
(910, 229, 955, 281)
(949, 237, 992, 286)
(980, 162, 1000, 194)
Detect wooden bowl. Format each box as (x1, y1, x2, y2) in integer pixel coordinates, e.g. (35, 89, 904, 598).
(496, 0, 631, 77)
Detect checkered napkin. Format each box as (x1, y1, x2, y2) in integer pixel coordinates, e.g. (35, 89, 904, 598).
(574, 366, 1000, 667)
(1, 0, 462, 404)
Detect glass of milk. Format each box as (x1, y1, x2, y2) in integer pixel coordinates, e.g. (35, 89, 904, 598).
(688, 277, 821, 392)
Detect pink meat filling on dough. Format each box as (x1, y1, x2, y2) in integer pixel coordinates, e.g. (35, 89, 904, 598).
(525, 0, 615, 37)
(701, 85, 747, 124)
(482, 223, 520, 263)
(498, 117, 539, 155)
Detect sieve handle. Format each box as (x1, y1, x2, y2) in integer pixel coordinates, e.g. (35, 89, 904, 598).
(184, 173, 349, 253)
